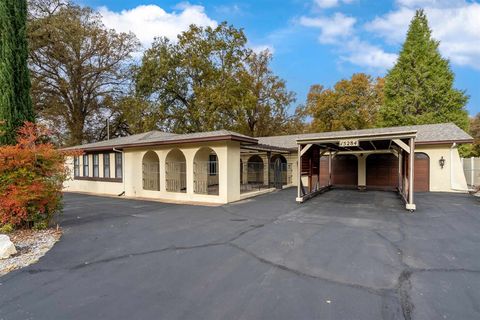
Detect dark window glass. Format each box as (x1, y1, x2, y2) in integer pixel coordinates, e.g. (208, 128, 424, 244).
(209, 154, 217, 176)
(74, 156, 80, 177)
(83, 154, 89, 177)
(103, 153, 110, 178)
(115, 153, 122, 178)
(93, 154, 99, 177)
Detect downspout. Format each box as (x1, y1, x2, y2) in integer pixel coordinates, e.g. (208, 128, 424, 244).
(450, 143, 466, 192)
(113, 148, 125, 196)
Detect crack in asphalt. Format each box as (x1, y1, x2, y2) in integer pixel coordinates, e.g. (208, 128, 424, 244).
(227, 242, 384, 296)
(397, 270, 414, 320)
(10, 223, 267, 276)
(5, 194, 480, 320)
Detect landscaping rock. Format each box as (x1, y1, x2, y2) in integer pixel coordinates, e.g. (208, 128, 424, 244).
(0, 235, 17, 259)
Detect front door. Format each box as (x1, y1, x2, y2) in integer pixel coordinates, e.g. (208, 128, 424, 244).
(273, 158, 283, 189)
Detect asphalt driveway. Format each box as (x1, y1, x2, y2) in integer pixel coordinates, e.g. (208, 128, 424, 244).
(1, 189, 479, 320)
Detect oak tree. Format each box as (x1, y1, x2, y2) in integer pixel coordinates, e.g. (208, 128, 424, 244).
(305, 73, 384, 132)
(28, 2, 139, 145)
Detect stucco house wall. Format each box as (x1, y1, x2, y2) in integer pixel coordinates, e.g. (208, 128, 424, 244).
(65, 141, 241, 204)
(416, 144, 468, 192)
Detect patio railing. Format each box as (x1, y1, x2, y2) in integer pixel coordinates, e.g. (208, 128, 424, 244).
(165, 161, 186, 193)
(194, 161, 219, 195)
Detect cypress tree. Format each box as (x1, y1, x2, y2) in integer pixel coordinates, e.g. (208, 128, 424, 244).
(0, 0, 34, 145)
(380, 9, 469, 130)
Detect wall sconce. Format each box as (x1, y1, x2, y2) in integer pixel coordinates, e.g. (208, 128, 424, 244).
(439, 156, 446, 169)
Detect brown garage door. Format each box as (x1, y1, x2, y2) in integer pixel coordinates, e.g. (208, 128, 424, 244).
(319, 157, 329, 186)
(414, 153, 429, 192)
(332, 155, 358, 187)
(366, 154, 399, 190)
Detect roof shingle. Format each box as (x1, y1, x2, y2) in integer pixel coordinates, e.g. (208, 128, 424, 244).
(257, 123, 473, 149)
(65, 123, 472, 151)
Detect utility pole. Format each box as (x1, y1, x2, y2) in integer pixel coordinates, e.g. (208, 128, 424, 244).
(106, 119, 110, 140)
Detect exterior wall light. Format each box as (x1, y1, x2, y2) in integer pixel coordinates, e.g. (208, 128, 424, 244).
(439, 156, 446, 169)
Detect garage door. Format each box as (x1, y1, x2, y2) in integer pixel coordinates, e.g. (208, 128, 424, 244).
(366, 154, 398, 190)
(332, 155, 358, 187)
(319, 157, 329, 186)
(414, 153, 429, 192)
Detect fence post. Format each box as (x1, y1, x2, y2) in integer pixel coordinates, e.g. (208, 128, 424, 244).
(472, 157, 475, 187)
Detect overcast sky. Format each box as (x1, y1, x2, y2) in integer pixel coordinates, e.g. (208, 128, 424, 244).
(80, 0, 480, 115)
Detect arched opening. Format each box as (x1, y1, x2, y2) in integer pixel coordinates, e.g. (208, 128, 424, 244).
(414, 152, 430, 192)
(142, 151, 160, 191)
(247, 155, 264, 185)
(269, 154, 289, 187)
(194, 147, 219, 195)
(165, 149, 186, 193)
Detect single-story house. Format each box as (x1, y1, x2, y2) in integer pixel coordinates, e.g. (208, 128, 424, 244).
(64, 122, 473, 211)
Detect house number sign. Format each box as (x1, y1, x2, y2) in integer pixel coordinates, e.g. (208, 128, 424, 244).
(339, 139, 359, 147)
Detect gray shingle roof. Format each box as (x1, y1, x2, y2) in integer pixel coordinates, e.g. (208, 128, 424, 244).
(257, 123, 473, 149)
(65, 123, 472, 151)
(64, 129, 256, 150)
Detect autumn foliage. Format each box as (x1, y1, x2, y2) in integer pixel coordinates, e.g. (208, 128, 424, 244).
(0, 122, 77, 228)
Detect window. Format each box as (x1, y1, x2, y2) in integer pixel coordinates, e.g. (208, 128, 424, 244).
(83, 154, 89, 177)
(115, 153, 122, 179)
(93, 154, 99, 177)
(103, 153, 110, 178)
(74, 156, 80, 177)
(209, 154, 217, 176)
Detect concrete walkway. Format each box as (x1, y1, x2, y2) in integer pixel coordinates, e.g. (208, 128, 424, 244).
(0, 189, 479, 320)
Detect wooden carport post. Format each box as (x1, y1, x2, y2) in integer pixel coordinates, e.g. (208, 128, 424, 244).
(398, 150, 402, 193)
(406, 137, 416, 211)
(297, 144, 302, 202)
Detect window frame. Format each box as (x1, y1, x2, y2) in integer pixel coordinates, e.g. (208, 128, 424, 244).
(74, 156, 80, 177)
(103, 153, 110, 178)
(83, 154, 89, 177)
(93, 154, 99, 177)
(115, 152, 123, 179)
(209, 154, 218, 176)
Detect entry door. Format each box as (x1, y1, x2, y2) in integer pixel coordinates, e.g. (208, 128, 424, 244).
(273, 158, 283, 189)
(366, 154, 399, 190)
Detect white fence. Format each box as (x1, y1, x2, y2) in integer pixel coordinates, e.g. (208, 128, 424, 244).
(461, 157, 480, 187)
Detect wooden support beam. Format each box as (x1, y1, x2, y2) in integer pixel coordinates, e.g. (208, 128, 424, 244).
(328, 153, 332, 186)
(393, 139, 411, 154)
(297, 144, 302, 201)
(406, 137, 416, 211)
(300, 144, 313, 157)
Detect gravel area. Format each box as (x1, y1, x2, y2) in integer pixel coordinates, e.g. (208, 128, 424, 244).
(0, 228, 62, 276)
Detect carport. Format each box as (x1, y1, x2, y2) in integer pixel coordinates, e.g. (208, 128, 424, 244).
(295, 129, 418, 211)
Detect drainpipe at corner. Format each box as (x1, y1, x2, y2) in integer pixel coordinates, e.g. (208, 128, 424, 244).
(113, 147, 126, 196)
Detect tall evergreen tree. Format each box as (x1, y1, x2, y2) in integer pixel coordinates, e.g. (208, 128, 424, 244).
(0, 0, 34, 144)
(380, 9, 469, 130)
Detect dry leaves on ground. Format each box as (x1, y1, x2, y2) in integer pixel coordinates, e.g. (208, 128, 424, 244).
(0, 228, 62, 276)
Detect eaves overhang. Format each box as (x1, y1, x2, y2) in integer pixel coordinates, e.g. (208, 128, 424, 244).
(296, 130, 418, 145)
(64, 134, 258, 152)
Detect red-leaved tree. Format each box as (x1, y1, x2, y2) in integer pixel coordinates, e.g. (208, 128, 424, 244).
(0, 122, 79, 228)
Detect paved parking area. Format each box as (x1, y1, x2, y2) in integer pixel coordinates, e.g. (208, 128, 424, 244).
(1, 189, 479, 320)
